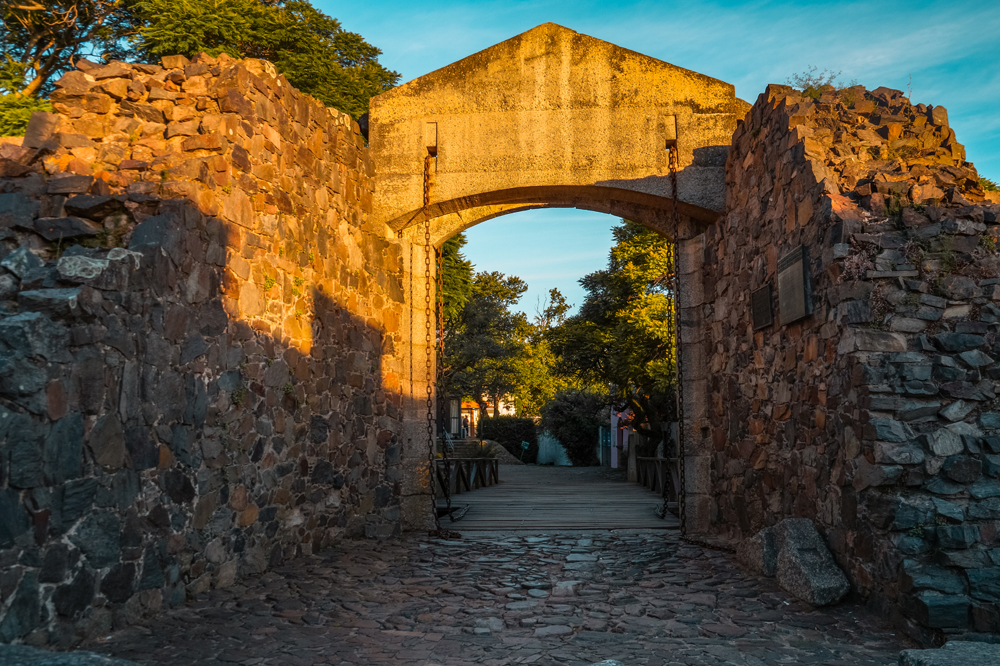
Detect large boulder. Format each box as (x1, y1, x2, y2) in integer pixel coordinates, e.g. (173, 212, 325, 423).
(737, 518, 850, 606)
(899, 641, 1000, 666)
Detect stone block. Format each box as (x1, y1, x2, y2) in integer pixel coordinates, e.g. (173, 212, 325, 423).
(910, 591, 970, 629)
(903, 560, 967, 594)
(934, 332, 985, 352)
(936, 525, 980, 549)
(33, 216, 102, 241)
(854, 330, 909, 352)
(938, 400, 975, 423)
(869, 418, 912, 442)
(967, 568, 1000, 603)
(68, 511, 120, 568)
(919, 429, 964, 457)
(875, 442, 925, 465)
(772, 519, 850, 606)
(1, 245, 42, 278)
(737, 526, 777, 577)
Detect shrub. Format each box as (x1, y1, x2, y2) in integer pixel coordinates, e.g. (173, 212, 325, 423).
(981, 177, 999, 192)
(0, 95, 52, 137)
(478, 416, 538, 463)
(540, 389, 609, 467)
(786, 66, 855, 100)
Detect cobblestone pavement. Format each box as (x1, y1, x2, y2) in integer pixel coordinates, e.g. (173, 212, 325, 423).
(92, 531, 909, 666)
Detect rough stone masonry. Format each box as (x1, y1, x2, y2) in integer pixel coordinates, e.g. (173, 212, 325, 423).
(2, 26, 1000, 651)
(707, 82, 1000, 643)
(0, 53, 419, 647)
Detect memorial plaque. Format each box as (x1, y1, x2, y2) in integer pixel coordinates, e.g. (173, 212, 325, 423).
(777, 245, 812, 326)
(751, 284, 773, 330)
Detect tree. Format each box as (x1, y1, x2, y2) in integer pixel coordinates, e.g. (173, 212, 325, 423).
(442, 270, 532, 418)
(1, 0, 398, 120)
(1, 0, 138, 97)
(441, 233, 473, 322)
(128, 0, 398, 119)
(540, 389, 608, 466)
(550, 220, 677, 441)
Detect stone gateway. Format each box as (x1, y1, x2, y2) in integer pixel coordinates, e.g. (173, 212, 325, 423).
(0, 22, 998, 649)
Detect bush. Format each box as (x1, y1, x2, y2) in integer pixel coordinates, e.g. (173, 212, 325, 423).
(786, 66, 854, 100)
(540, 389, 609, 467)
(478, 416, 538, 463)
(0, 95, 52, 137)
(981, 177, 999, 192)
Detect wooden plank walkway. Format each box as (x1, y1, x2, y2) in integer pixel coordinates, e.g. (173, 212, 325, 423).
(440, 465, 679, 531)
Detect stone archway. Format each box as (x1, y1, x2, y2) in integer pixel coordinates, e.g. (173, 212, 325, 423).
(369, 23, 747, 533)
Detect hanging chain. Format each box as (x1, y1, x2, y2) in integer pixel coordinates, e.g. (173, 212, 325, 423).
(423, 153, 442, 533)
(668, 145, 687, 537)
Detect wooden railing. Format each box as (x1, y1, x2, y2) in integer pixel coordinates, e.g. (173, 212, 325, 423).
(636, 456, 678, 501)
(433, 457, 500, 496)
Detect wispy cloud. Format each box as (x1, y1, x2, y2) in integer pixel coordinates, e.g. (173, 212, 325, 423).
(325, 0, 1000, 309)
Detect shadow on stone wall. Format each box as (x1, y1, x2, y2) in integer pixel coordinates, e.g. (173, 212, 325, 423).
(0, 53, 409, 648)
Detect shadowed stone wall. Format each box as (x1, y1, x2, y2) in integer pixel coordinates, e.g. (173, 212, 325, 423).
(711, 82, 1000, 641)
(0, 53, 424, 647)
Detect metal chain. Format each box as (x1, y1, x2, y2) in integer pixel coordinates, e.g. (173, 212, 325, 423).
(669, 145, 687, 537)
(423, 153, 441, 533)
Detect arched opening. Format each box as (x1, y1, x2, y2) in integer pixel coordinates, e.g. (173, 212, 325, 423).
(403, 198, 712, 531)
(391, 184, 718, 246)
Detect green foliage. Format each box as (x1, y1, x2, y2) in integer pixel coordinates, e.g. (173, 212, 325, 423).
(441, 233, 473, 322)
(0, 56, 29, 94)
(230, 385, 248, 406)
(478, 416, 538, 464)
(540, 389, 609, 467)
(441, 268, 533, 416)
(0, 94, 52, 136)
(550, 220, 677, 439)
(129, 0, 398, 118)
(263, 275, 276, 290)
(1, 0, 396, 117)
(981, 177, 1000, 192)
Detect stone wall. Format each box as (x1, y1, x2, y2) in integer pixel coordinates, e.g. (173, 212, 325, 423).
(0, 54, 414, 647)
(711, 82, 1000, 640)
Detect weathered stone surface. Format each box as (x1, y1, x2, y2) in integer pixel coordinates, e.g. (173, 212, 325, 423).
(899, 641, 1000, 666)
(52, 567, 95, 619)
(33, 216, 102, 241)
(0, 487, 30, 548)
(88, 413, 126, 469)
(0, 311, 71, 361)
(772, 519, 850, 606)
(64, 195, 122, 219)
(100, 562, 135, 603)
(737, 526, 777, 577)
(68, 511, 120, 568)
(910, 591, 970, 629)
(1, 245, 42, 278)
(0, 572, 40, 641)
(18, 287, 84, 319)
(22, 112, 61, 149)
(0, 644, 134, 665)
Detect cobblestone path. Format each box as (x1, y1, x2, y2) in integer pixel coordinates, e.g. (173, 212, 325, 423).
(90, 530, 909, 666)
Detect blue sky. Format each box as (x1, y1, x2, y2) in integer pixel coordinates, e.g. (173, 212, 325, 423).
(322, 0, 1000, 314)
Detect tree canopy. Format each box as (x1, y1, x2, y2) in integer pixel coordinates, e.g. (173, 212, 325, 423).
(549, 220, 677, 439)
(438, 236, 573, 419)
(1, 0, 398, 119)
